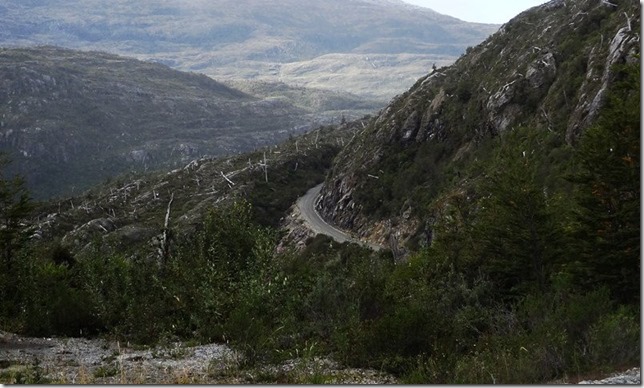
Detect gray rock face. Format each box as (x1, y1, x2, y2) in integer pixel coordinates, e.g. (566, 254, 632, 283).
(566, 24, 640, 143)
(486, 75, 524, 132)
(400, 110, 421, 142)
(526, 52, 557, 89)
(318, 174, 361, 231)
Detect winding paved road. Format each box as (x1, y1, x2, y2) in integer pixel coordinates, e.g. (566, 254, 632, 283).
(296, 184, 382, 251)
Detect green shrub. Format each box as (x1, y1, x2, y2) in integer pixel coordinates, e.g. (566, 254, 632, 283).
(2, 362, 50, 384)
(451, 286, 633, 384)
(19, 257, 96, 337)
(80, 249, 133, 334)
(587, 307, 640, 367)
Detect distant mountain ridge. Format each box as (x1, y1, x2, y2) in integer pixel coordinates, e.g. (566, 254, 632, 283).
(0, 0, 498, 100)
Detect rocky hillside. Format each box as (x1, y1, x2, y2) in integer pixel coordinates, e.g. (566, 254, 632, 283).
(0, 47, 373, 199)
(27, 120, 366, 258)
(317, 0, 640, 247)
(0, 0, 498, 100)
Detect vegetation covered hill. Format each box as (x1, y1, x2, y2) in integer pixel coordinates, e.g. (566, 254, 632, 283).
(0, 46, 376, 199)
(0, 0, 498, 100)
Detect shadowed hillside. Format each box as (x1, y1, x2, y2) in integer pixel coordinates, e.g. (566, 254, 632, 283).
(0, 47, 318, 198)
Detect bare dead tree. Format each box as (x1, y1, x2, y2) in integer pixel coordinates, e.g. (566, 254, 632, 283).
(221, 171, 235, 187)
(386, 219, 402, 262)
(258, 152, 269, 183)
(159, 192, 174, 263)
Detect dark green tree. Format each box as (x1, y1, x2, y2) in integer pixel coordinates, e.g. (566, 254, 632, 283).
(567, 61, 640, 304)
(0, 156, 33, 327)
(475, 128, 562, 298)
(0, 156, 32, 272)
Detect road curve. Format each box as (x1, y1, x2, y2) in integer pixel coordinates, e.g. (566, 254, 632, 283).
(296, 184, 383, 251)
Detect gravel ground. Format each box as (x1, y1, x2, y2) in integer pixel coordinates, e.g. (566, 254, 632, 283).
(0, 332, 236, 383)
(0, 331, 397, 384)
(577, 368, 640, 385)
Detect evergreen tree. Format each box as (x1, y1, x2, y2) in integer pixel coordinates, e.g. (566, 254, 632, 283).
(475, 129, 562, 298)
(568, 61, 640, 304)
(0, 156, 33, 325)
(0, 156, 32, 272)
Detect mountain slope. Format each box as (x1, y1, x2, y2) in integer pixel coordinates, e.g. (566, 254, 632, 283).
(28, 120, 367, 257)
(316, 0, 640, 247)
(0, 46, 318, 199)
(0, 0, 499, 100)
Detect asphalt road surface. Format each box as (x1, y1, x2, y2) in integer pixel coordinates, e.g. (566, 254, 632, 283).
(297, 184, 382, 251)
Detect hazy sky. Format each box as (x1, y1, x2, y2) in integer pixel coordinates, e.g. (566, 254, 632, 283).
(401, 0, 549, 24)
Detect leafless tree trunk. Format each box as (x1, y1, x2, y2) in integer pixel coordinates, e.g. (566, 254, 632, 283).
(259, 152, 269, 183)
(221, 171, 235, 187)
(159, 192, 174, 264)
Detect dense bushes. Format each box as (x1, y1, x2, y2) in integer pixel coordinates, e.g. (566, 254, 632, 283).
(1, 200, 276, 343)
(0, 189, 639, 383)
